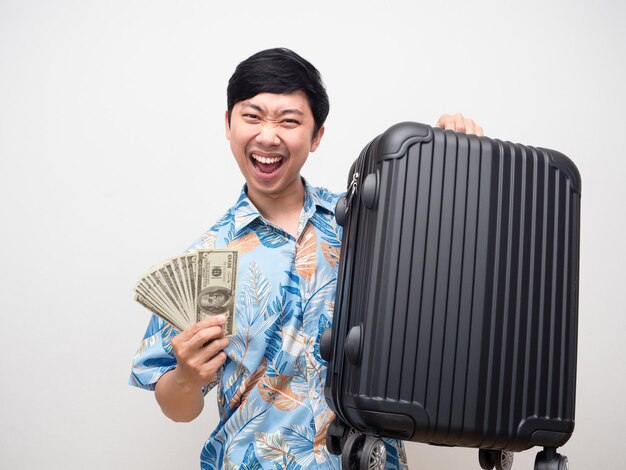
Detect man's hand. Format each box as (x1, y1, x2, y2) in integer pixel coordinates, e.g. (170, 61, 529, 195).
(155, 316, 229, 422)
(437, 113, 484, 136)
(170, 315, 230, 389)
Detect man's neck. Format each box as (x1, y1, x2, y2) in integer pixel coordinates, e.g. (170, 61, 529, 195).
(247, 179, 305, 238)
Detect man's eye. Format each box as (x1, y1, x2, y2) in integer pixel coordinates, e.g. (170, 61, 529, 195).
(281, 119, 300, 127)
(243, 114, 260, 121)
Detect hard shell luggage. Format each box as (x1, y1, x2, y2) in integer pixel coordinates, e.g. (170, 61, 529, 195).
(320, 122, 581, 470)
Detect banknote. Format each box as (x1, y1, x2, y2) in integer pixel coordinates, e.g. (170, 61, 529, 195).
(134, 250, 238, 335)
(195, 250, 238, 336)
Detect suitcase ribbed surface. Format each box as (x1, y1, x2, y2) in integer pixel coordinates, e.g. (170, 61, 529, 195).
(336, 124, 580, 451)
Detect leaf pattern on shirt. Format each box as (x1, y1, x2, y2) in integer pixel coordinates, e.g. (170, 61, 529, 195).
(254, 432, 299, 468)
(303, 335, 323, 389)
(227, 231, 260, 255)
(313, 407, 335, 463)
(264, 286, 298, 363)
(281, 272, 303, 324)
(223, 372, 244, 416)
(233, 200, 260, 233)
(396, 441, 409, 470)
(325, 299, 335, 317)
(282, 424, 316, 467)
(239, 444, 263, 470)
(257, 375, 306, 411)
(201, 440, 220, 470)
(136, 332, 158, 358)
(223, 397, 269, 460)
(241, 262, 272, 322)
(222, 454, 236, 470)
(302, 276, 335, 320)
(313, 314, 332, 366)
(256, 223, 289, 248)
(199, 231, 218, 249)
(229, 358, 267, 410)
(226, 263, 276, 396)
(295, 224, 317, 281)
(160, 323, 176, 355)
(384, 442, 400, 469)
(310, 211, 342, 247)
(321, 241, 340, 269)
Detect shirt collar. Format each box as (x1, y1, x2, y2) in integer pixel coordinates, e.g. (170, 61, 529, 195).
(304, 178, 338, 214)
(232, 178, 336, 237)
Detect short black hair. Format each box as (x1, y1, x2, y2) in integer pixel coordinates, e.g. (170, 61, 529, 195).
(227, 48, 330, 136)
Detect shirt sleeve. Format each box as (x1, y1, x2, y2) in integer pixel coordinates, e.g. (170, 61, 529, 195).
(129, 314, 179, 391)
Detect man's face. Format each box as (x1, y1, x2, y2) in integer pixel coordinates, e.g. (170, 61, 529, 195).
(206, 292, 226, 307)
(225, 91, 324, 202)
(199, 291, 228, 309)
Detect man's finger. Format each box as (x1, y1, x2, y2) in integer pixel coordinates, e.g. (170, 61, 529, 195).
(454, 113, 465, 132)
(190, 325, 226, 349)
(199, 337, 231, 362)
(178, 315, 226, 342)
(464, 119, 476, 135)
(203, 351, 229, 375)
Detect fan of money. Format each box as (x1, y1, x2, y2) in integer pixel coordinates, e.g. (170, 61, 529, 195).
(134, 250, 239, 335)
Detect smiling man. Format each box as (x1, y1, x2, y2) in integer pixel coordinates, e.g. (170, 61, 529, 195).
(130, 48, 482, 469)
(226, 89, 324, 237)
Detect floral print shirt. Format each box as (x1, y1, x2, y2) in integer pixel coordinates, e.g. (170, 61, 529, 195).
(130, 180, 408, 469)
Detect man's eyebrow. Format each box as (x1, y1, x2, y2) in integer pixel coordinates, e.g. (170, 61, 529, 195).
(279, 109, 304, 116)
(240, 102, 304, 116)
(241, 102, 263, 112)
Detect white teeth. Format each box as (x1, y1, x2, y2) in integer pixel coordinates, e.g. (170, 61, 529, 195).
(251, 153, 282, 164)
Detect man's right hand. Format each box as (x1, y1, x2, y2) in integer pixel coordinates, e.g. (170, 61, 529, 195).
(170, 315, 230, 389)
(155, 315, 230, 422)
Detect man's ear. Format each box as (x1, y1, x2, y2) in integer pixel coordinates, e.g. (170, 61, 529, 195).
(310, 126, 325, 152)
(224, 110, 231, 140)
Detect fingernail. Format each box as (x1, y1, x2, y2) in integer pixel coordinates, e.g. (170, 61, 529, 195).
(217, 315, 226, 324)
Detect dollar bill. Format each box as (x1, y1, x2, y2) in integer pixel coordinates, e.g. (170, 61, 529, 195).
(195, 250, 238, 336)
(133, 249, 239, 335)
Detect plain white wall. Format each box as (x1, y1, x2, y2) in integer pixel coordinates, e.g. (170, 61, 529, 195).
(1, 0, 624, 468)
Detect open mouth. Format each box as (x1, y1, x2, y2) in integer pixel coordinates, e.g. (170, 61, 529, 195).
(250, 152, 285, 175)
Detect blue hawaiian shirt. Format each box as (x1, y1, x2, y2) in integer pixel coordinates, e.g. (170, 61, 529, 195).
(130, 180, 408, 469)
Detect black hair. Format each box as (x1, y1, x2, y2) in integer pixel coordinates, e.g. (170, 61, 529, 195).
(227, 48, 330, 136)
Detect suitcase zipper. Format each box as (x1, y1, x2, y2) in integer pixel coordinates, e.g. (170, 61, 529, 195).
(347, 171, 359, 207)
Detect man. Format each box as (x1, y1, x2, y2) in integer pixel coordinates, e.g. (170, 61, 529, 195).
(130, 48, 482, 469)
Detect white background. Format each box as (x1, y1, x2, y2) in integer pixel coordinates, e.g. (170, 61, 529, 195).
(1, 0, 624, 468)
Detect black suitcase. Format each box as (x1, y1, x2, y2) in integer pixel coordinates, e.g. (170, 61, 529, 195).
(321, 122, 581, 470)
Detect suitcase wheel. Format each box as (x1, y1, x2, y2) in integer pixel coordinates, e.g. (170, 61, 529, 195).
(534, 448, 568, 470)
(326, 431, 342, 455)
(325, 419, 348, 455)
(359, 435, 386, 470)
(478, 449, 514, 470)
(341, 432, 366, 469)
(341, 432, 386, 470)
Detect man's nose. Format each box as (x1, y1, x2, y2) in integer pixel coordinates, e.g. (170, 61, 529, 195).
(255, 121, 281, 147)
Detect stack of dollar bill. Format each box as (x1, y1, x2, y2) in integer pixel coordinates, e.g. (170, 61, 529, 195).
(134, 249, 238, 336)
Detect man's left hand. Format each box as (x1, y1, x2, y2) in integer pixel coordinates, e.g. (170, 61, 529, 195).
(436, 113, 484, 136)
